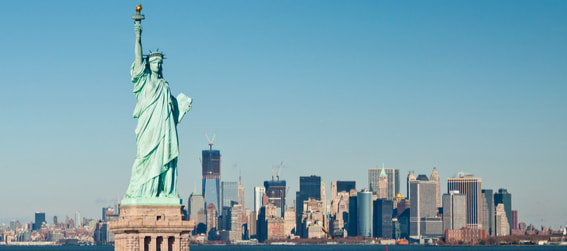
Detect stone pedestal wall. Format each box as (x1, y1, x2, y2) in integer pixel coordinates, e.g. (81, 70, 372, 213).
(110, 205, 194, 251)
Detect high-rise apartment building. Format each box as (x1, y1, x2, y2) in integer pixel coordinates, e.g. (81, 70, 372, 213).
(202, 149, 221, 215)
(442, 191, 467, 231)
(494, 188, 512, 235)
(369, 165, 399, 200)
(447, 173, 482, 229)
(481, 189, 495, 235)
(430, 167, 441, 208)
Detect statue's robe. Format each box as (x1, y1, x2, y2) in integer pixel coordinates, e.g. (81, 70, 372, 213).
(125, 60, 190, 198)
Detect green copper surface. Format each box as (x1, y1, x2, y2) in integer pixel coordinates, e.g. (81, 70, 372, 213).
(122, 8, 192, 206)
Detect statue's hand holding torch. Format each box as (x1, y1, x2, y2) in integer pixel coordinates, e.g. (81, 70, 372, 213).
(132, 4, 145, 36)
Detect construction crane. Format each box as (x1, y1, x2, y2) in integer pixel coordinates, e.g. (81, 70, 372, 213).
(204, 130, 217, 174)
(276, 161, 283, 181)
(204, 130, 217, 151)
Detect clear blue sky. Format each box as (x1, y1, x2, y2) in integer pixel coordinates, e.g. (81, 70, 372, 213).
(1, 1, 565, 229)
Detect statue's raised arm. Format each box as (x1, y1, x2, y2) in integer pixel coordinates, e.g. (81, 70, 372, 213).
(132, 4, 144, 70)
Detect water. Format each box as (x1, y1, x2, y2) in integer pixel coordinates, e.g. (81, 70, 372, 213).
(1, 245, 567, 251)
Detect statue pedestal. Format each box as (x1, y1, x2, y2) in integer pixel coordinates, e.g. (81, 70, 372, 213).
(110, 205, 194, 251)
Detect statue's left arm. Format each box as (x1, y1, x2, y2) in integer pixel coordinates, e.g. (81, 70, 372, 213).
(173, 93, 192, 123)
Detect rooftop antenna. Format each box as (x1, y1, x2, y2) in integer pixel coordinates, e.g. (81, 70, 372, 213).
(271, 165, 275, 181)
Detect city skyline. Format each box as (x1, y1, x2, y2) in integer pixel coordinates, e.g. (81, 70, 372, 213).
(0, 1, 566, 230)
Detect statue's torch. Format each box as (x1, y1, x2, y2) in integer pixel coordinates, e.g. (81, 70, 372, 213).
(132, 4, 145, 24)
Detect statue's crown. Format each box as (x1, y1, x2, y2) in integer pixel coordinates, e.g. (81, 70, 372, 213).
(149, 51, 164, 60)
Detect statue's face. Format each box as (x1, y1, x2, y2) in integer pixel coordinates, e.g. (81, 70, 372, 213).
(150, 59, 162, 74)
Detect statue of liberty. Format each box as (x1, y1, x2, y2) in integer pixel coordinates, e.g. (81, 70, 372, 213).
(122, 5, 192, 205)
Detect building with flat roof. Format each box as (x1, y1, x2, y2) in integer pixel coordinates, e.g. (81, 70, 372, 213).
(188, 193, 206, 235)
(34, 212, 46, 231)
(410, 176, 443, 238)
(447, 173, 482, 229)
(494, 188, 512, 235)
(481, 189, 494, 235)
(357, 190, 373, 237)
(443, 191, 467, 231)
(336, 181, 356, 194)
(222, 181, 238, 211)
(373, 199, 393, 238)
(296, 175, 322, 237)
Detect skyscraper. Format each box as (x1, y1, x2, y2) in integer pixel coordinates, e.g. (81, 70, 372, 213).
(409, 176, 443, 238)
(494, 188, 512, 235)
(373, 199, 393, 238)
(495, 204, 509, 236)
(447, 173, 482, 229)
(336, 181, 356, 194)
(407, 171, 416, 200)
(238, 174, 245, 209)
(34, 212, 46, 231)
(206, 203, 218, 240)
(481, 189, 495, 235)
(202, 149, 221, 215)
(264, 179, 286, 217)
(357, 190, 373, 237)
(442, 191, 467, 231)
(369, 165, 399, 200)
(430, 167, 441, 208)
(222, 181, 238, 210)
(348, 189, 358, 237)
(253, 186, 265, 215)
(296, 175, 322, 237)
(75, 211, 81, 228)
(378, 167, 388, 199)
(188, 193, 206, 234)
(511, 210, 518, 231)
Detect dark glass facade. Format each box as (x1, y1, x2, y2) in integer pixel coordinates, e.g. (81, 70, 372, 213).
(373, 199, 393, 238)
(34, 212, 45, 230)
(296, 175, 322, 237)
(202, 149, 221, 214)
(336, 181, 356, 194)
(202, 150, 221, 178)
(494, 188, 512, 234)
(348, 195, 358, 236)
